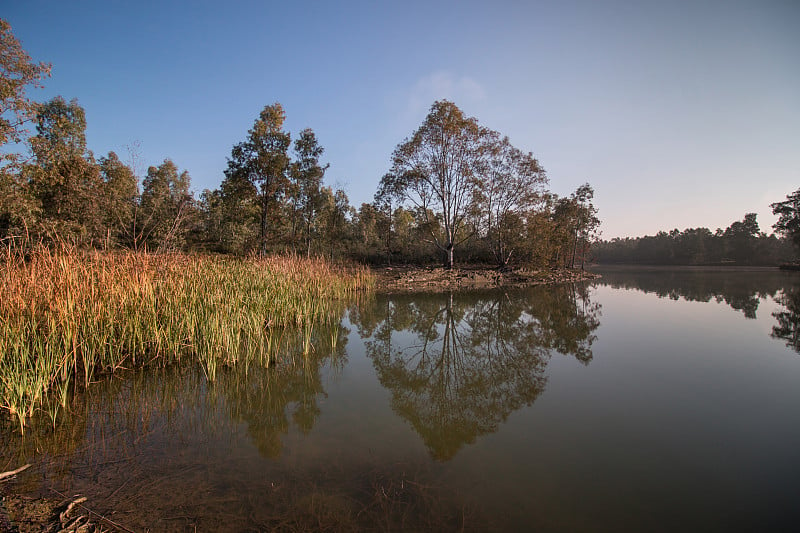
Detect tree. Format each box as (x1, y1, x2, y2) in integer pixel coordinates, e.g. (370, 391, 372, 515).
(139, 159, 192, 251)
(354, 202, 381, 260)
(550, 195, 578, 267)
(0, 163, 39, 242)
(317, 186, 352, 258)
(373, 178, 400, 264)
(381, 100, 488, 269)
(98, 151, 138, 247)
(27, 97, 104, 243)
(723, 213, 761, 264)
(289, 128, 327, 256)
(771, 188, 800, 254)
(479, 134, 548, 267)
(0, 19, 51, 242)
(0, 19, 51, 165)
(547, 185, 600, 269)
(570, 184, 600, 269)
(523, 195, 560, 267)
(224, 103, 291, 256)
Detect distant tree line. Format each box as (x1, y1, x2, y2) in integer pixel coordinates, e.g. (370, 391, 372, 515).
(593, 212, 797, 266)
(1, 20, 601, 269)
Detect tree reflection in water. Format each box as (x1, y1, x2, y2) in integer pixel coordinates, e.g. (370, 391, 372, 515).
(352, 284, 601, 460)
(592, 267, 800, 353)
(0, 322, 350, 468)
(214, 322, 349, 457)
(593, 267, 792, 319)
(772, 287, 800, 353)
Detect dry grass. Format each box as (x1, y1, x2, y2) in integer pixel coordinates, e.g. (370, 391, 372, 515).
(0, 246, 373, 431)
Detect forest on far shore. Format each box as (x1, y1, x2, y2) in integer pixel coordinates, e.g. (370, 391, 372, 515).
(592, 212, 796, 266)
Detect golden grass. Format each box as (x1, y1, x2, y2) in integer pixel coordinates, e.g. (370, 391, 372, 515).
(0, 246, 373, 431)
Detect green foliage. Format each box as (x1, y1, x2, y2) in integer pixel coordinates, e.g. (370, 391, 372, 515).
(98, 151, 138, 247)
(379, 101, 599, 269)
(223, 103, 292, 256)
(594, 213, 792, 265)
(0, 18, 51, 163)
(1, 82, 603, 268)
(289, 128, 328, 255)
(771, 188, 800, 252)
(26, 97, 105, 243)
(382, 100, 487, 268)
(139, 159, 193, 251)
(0, 165, 40, 242)
(480, 135, 548, 266)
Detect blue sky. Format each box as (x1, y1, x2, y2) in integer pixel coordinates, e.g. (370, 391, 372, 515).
(5, 0, 799, 238)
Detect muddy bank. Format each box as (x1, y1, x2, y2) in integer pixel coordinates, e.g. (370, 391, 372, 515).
(1, 466, 114, 532)
(371, 265, 599, 293)
(0, 462, 484, 532)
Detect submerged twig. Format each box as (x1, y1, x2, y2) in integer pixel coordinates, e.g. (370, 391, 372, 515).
(0, 463, 30, 481)
(50, 488, 136, 533)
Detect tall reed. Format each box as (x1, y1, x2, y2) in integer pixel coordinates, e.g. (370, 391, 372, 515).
(0, 246, 373, 431)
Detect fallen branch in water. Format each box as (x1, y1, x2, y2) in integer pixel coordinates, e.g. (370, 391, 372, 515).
(50, 488, 136, 533)
(0, 463, 30, 481)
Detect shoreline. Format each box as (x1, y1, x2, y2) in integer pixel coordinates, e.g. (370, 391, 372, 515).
(370, 265, 600, 293)
(587, 263, 786, 273)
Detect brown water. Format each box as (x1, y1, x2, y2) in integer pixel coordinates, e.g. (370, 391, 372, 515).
(2, 270, 800, 531)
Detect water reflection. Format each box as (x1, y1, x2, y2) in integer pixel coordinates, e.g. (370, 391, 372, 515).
(213, 323, 348, 457)
(772, 287, 800, 353)
(0, 318, 492, 531)
(0, 323, 349, 467)
(3, 273, 799, 532)
(350, 285, 601, 460)
(592, 267, 793, 318)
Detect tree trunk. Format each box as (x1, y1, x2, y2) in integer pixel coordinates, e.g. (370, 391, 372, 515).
(571, 229, 578, 268)
(260, 197, 269, 257)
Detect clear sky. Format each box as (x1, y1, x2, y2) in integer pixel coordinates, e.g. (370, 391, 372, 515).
(4, 0, 799, 239)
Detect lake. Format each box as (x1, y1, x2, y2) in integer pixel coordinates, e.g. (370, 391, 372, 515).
(2, 267, 799, 531)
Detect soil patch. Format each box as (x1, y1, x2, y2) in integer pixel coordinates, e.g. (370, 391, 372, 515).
(1, 466, 115, 533)
(371, 265, 599, 293)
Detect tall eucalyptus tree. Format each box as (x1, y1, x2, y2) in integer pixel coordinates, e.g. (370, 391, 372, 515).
(223, 103, 291, 256)
(289, 128, 328, 256)
(380, 100, 488, 269)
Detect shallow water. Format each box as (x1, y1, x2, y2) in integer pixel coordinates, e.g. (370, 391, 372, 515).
(2, 269, 800, 531)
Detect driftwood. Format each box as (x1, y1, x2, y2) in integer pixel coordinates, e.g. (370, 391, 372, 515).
(0, 463, 31, 481)
(50, 488, 136, 533)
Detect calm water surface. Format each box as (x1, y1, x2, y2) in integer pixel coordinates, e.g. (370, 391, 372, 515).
(2, 268, 800, 531)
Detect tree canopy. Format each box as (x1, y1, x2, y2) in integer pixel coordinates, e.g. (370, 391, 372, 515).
(381, 100, 487, 268)
(223, 103, 292, 256)
(771, 188, 800, 252)
(379, 100, 590, 269)
(0, 19, 51, 164)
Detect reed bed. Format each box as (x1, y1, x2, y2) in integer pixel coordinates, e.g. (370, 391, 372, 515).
(0, 247, 373, 431)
